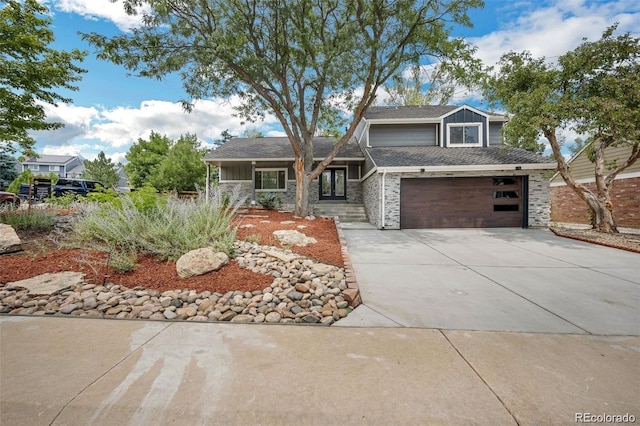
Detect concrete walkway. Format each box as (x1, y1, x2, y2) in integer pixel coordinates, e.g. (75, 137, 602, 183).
(1, 227, 639, 424)
(338, 226, 640, 335)
(1, 316, 639, 425)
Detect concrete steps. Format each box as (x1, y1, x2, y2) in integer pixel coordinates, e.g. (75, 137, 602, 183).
(313, 203, 368, 223)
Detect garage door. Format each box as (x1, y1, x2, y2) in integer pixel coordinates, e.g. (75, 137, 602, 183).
(400, 177, 524, 229)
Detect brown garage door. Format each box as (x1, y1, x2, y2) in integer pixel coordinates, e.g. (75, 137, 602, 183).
(400, 177, 524, 229)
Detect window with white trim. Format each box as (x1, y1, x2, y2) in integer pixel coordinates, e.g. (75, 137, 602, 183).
(49, 165, 60, 172)
(447, 123, 482, 147)
(28, 164, 39, 171)
(255, 169, 287, 191)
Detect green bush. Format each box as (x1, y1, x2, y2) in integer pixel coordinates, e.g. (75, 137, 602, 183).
(0, 209, 56, 232)
(46, 192, 77, 209)
(74, 192, 241, 267)
(257, 192, 281, 210)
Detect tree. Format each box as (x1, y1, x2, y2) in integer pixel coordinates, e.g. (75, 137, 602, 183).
(151, 133, 206, 191)
(385, 60, 481, 106)
(83, 0, 482, 216)
(124, 131, 170, 188)
(0, 147, 18, 190)
(214, 129, 235, 148)
(83, 151, 120, 188)
(483, 26, 640, 233)
(0, 0, 86, 155)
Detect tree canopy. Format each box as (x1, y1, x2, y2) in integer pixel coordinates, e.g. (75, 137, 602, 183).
(83, 152, 120, 188)
(0, 0, 86, 155)
(483, 26, 640, 232)
(124, 132, 206, 191)
(83, 0, 482, 215)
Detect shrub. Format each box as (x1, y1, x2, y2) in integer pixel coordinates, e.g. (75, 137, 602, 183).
(0, 209, 56, 232)
(46, 192, 77, 209)
(74, 191, 243, 269)
(245, 234, 261, 244)
(258, 192, 281, 210)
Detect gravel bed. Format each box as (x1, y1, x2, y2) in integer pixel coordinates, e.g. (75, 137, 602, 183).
(0, 241, 357, 325)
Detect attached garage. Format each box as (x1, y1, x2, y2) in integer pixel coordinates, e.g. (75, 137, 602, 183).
(400, 176, 526, 229)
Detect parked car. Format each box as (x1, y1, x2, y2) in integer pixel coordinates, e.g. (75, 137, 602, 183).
(0, 191, 20, 208)
(53, 178, 104, 197)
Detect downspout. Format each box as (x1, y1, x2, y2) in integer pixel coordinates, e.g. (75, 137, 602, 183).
(381, 169, 387, 229)
(251, 161, 256, 205)
(205, 163, 210, 201)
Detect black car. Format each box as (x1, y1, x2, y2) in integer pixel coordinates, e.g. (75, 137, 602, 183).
(53, 179, 104, 197)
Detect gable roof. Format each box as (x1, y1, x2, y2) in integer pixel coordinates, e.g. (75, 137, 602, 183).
(23, 155, 78, 165)
(203, 137, 365, 162)
(364, 105, 506, 121)
(366, 146, 555, 169)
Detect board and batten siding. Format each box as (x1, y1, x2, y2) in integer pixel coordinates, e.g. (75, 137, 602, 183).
(220, 164, 252, 181)
(369, 124, 437, 147)
(489, 122, 504, 145)
(443, 108, 488, 147)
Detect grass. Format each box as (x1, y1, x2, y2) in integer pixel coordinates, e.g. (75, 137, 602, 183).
(0, 207, 56, 233)
(73, 190, 245, 269)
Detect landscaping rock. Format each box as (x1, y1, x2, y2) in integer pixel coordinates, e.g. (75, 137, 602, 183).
(272, 230, 317, 247)
(6, 272, 85, 296)
(176, 248, 228, 278)
(0, 224, 21, 254)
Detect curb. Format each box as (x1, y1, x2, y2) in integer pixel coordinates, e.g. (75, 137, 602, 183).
(549, 227, 640, 254)
(333, 216, 362, 308)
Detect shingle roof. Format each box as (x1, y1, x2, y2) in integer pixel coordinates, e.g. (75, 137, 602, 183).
(203, 137, 364, 161)
(364, 105, 458, 120)
(366, 146, 554, 168)
(23, 155, 76, 164)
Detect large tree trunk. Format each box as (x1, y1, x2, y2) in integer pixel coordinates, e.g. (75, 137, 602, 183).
(545, 130, 618, 233)
(294, 149, 314, 217)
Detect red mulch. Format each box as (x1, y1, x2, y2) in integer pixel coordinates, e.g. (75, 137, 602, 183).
(0, 208, 343, 294)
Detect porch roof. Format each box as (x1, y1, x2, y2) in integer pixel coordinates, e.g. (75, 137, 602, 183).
(203, 137, 364, 162)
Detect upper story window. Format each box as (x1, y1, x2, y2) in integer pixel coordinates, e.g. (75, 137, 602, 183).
(255, 169, 287, 191)
(49, 165, 60, 172)
(447, 123, 482, 147)
(27, 164, 39, 171)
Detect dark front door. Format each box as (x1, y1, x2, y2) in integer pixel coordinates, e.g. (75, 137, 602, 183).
(320, 168, 347, 200)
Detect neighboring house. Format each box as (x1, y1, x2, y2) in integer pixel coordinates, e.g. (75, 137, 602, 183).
(550, 145, 640, 228)
(116, 166, 129, 188)
(204, 104, 556, 229)
(21, 155, 85, 178)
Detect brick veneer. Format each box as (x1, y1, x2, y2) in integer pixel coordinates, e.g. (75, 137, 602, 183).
(550, 177, 640, 228)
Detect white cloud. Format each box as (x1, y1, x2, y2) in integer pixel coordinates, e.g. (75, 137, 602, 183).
(470, 0, 640, 66)
(50, 0, 147, 31)
(33, 96, 282, 159)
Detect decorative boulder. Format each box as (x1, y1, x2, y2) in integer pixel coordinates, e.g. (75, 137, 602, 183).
(176, 248, 229, 278)
(0, 224, 21, 254)
(272, 230, 317, 247)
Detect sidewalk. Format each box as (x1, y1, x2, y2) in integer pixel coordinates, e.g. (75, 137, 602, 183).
(1, 316, 638, 425)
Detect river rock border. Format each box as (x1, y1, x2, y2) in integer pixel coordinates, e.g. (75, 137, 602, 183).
(0, 220, 362, 326)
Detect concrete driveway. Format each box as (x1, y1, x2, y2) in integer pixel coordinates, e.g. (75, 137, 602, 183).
(337, 225, 640, 335)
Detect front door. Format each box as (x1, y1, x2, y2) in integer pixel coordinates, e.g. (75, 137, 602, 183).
(320, 168, 347, 200)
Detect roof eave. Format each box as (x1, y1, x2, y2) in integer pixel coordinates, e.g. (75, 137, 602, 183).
(376, 163, 557, 173)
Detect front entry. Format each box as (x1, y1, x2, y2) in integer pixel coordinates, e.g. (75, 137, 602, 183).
(319, 168, 347, 200)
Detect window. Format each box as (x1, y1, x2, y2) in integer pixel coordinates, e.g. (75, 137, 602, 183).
(448, 123, 482, 147)
(49, 165, 60, 172)
(28, 164, 39, 171)
(255, 169, 287, 191)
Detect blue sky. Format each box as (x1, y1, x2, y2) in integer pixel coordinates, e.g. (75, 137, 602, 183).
(23, 0, 640, 162)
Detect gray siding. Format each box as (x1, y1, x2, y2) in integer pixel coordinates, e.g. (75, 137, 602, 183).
(489, 123, 503, 146)
(220, 164, 252, 180)
(369, 124, 437, 147)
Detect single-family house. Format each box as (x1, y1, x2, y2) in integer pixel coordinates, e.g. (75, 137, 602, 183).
(21, 155, 85, 178)
(204, 105, 556, 229)
(550, 144, 640, 228)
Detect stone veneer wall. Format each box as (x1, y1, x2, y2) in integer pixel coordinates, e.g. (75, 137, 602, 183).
(362, 173, 380, 228)
(370, 169, 551, 229)
(551, 177, 639, 228)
